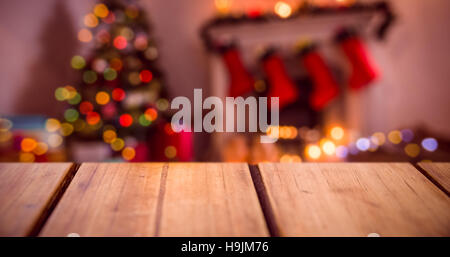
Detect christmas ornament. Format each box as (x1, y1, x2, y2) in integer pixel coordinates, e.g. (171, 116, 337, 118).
(220, 44, 254, 97)
(336, 28, 379, 90)
(299, 43, 339, 110)
(262, 50, 299, 109)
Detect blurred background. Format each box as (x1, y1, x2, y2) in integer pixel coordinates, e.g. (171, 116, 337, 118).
(0, 0, 449, 163)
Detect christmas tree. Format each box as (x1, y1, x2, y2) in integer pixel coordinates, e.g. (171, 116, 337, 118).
(54, 0, 171, 161)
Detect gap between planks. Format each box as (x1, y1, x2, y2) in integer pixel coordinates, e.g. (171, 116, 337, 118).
(27, 163, 81, 236)
(248, 164, 280, 237)
(413, 163, 450, 197)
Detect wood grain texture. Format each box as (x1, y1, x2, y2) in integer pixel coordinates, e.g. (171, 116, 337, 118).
(0, 163, 75, 236)
(418, 162, 450, 194)
(40, 163, 268, 236)
(258, 163, 450, 236)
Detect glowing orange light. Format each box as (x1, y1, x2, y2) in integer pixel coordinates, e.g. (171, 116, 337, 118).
(119, 114, 133, 127)
(145, 108, 158, 121)
(86, 111, 101, 125)
(122, 147, 136, 161)
(21, 138, 37, 152)
(79, 101, 94, 114)
(45, 118, 61, 132)
(19, 152, 35, 162)
(33, 142, 48, 156)
(305, 144, 321, 160)
(321, 140, 336, 155)
(330, 126, 344, 141)
(113, 36, 127, 49)
(111, 88, 126, 101)
(139, 70, 153, 83)
(78, 29, 93, 42)
(95, 91, 110, 105)
(94, 3, 109, 18)
(84, 13, 99, 28)
(274, 1, 292, 18)
(214, 0, 232, 14)
(103, 130, 117, 143)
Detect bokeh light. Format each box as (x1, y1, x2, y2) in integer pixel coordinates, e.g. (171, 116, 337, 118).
(83, 70, 98, 84)
(113, 36, 127, 49)
(110, 138, 125, 151)
(92, 58, 108, 73)
(139, 114, 152, 126)
(120, 27, 134, 40)
(388, 130, 402, 144)
(48, 134, 63, 148)
(60, 123, 74, 136)
(103, 130, 117, 143)
(139, 70, 153, 83)
(84, 13, 99, 28)
(110, 58, 123, 71)
(145, 47, 158, 60)
(94, 3, 109, 18)
(404, 143, 420, 158)
(134, 35, 148, 51)
(68, 93, 82, 105)
(128, 72, 141, 85)
(330, 126, 344, 141)
(164, 145, 177, 159)
(103, 68, 117, 81)
(86, 111, 101, 125)
(274, 1, 292, 18)
(321, 140, 336, 155)
(112, 88, 126, 101)
(78, 28, 93, 43)
(305, 144, 321, 160)
(122, 147, 136, 161)
(371, 132, 386, 146)
(21, 138, 37, 152)
(71, 55, 86, 69)
(45, 118, 61, 132)
(0, 118, 13, 132)
(356, 138, 370, 151)
(421, 138, 438, 152)
(144, 108, 158, 121)
(64, 109, 79, 122)
(19, 152, 35, 162)
(79, 101, 94, 114)
(401, 129, 414, 143)
(119, 114, 133, 127)
(95, 91, 110, 105)
(54, 87, 69, 101)
(33, 142, 48, 156)
(125, 5, 139, 19)
(156, 99, 169, 111)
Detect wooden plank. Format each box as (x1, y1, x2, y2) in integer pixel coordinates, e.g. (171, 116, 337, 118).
(0, 163, 75, 236)
(40, 163, 268, 236)
(258, 163, 450, 236)
(418, 162, 450, 195)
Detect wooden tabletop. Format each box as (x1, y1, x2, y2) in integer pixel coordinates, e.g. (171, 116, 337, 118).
(0, 162, 449, 237)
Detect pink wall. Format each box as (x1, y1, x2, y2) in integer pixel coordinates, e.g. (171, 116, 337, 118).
(0, 0, 449, 137)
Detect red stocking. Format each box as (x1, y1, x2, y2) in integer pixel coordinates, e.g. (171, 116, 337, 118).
(300, 45, 339, 111)
(262, 52, 299, 109)
(221, 45, 254, 97)
(336, 29, 379, 90)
